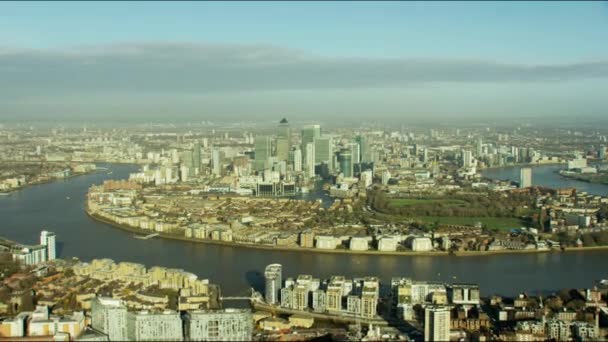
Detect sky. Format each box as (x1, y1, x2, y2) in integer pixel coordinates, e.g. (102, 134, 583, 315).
(1, 1, 608, 122)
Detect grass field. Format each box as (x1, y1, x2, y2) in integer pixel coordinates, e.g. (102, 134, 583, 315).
(388, 198, 467, 207)
(412, 216, 525, 230)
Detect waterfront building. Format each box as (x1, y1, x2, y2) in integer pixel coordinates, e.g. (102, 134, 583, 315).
(264, 264, 282, 305)
(11, 244, 47, 265)
(520, 167, 532, 188)
(377, 236, 398, 252)
(600, 145, 606, 160)
(292, 284, 310, 311)
(411, 237, 433, 252)
(91, 297, 128, 341)
(450, 284, 481, 305)
(326, 280, 344, 313)
(280, 287, 293, 308)
(349, 237, 369, 251)
(299, 230, 315, 248)
(126, 310, 183, 341)
(424, 306, 451, 342)
(347, 295, 361, 315)
(40, 230, 56, 261)
(186, 309, 253, 341)
(254, 136, 272, 172)
(312, 290, 326, 313)
(315, 235, 339, 250)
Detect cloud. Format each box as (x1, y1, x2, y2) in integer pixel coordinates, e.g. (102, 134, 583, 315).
(1, 42, 608, 98)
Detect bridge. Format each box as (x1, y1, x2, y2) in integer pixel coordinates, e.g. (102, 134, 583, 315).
(220, 288, 257, 301)
(134, 233, 159, 240)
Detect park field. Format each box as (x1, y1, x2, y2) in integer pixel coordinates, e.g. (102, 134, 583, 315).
(388, 198, 467, 207)
(412, 216, 525, 230)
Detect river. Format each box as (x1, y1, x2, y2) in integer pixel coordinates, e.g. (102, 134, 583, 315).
(0, 163, 606, 297)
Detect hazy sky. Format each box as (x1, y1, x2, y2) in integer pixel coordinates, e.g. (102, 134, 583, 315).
(1, 1, 608, 122)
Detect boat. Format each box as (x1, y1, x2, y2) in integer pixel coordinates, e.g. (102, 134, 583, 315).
(133, 234, 147, 240)
(66, 196, 71, 200)
(299, 187, 310, 194)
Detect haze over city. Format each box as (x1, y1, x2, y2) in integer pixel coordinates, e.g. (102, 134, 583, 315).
(3, 2, 608, 342)
(1, 1, 608, 122)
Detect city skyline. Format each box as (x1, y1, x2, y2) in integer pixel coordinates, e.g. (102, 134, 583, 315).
(1, 2, 608, 121)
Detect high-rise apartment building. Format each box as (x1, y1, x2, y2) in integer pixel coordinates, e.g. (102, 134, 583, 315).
(126, 310, 183, 341)
(91, 297, 128, 341)
(192, 141, 201, 172)
(186, 309, 253, 341)
(520, 167, 532, 188)
(40, 230, 56, 261)
(264, 264, 282, 305)
(424, 306, 451, 342)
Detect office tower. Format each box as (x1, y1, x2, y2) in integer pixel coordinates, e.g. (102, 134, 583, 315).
(476, 137, 483, 157)
(357, 135, 371, 163)
(264, 264, 282, 305)
(40, 230, 56, 261)
(600, 145, 606, 160)
(305, 143, 315, 178)
(212, 147, 221, 176)
(424, 306, 451, 342)
(182, 150, 197, 178)
(126, 311, 183, 341)
(276, 138, 289, 162)
(301, 124, 321, 162)
(192, 141, 201, 172)
(350, 143, 361, 165)
(187, 309, 253, 341)
(294, 149, 302, 172)
(314, 137, 333, 167)
(276, 118, 291, 162)
(413, 143, 419, 157)
(338, 149, 353, 178)
(254, 136, 271, 172)
(422, 148, 429, 163)
(520, 167, 532, 188)
(91, 297, 128, 341)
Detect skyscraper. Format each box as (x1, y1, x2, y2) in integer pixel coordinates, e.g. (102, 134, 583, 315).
(301, 124, 321, 162)
(338, 149, 353, 178)
(520, 167, 532, 188)
(314, 137, 333, 168)
(462, 150, 474, 168)
(264, 264, 282, 305)
(305, 143, 316, 178)
(254, 136, 271, 172)
(599, 145, 606, 160)
(40, 230, 56, 261)
(192, 141, 201, 172)
(294, 149, 302, 172)
(476, 137, 483, 157)
(424, 306, 451, 342)
(212, 147, 221, 176)
(276, 118, 291, 162)
(357, 135, 371, 163)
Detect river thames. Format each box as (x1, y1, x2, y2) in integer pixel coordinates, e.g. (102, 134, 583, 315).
(0, 163, 607, 297)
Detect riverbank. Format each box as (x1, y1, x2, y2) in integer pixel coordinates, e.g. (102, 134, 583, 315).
(558, 171, 608, 186)
(87, 209, 608, 257)
(481, 162, 566, 171)
(0, 169, 100, 195)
